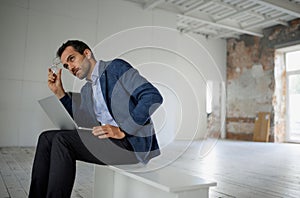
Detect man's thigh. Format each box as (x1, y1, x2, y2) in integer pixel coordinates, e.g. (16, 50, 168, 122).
(50, 130, 104, 164)
(76, 129, 138, 165)
(53, 130, 138, 165)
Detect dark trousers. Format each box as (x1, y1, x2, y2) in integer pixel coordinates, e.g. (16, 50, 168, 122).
(28, 130, 138, 198)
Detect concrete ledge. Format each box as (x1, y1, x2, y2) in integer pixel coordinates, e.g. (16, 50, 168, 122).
(94, 164, 216, 198)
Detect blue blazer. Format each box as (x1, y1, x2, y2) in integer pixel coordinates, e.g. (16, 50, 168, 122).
(61, 59, 163, 164)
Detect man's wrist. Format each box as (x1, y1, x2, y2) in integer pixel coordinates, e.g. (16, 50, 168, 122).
(118, 129, 126, 139)
(56, 91, 66, 99)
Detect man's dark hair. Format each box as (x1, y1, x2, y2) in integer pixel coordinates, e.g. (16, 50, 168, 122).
(56, 40, 91, 58)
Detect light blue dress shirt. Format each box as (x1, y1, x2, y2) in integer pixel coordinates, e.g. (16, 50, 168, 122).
(91, 61, 118, 127)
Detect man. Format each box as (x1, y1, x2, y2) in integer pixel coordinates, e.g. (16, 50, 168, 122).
(29, 40, 163, 197)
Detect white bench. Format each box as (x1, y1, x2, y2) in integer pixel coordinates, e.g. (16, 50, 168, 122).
(93, 164, 216, 198)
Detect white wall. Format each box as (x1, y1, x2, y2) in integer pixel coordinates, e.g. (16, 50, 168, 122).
(0, 0, 226, 146)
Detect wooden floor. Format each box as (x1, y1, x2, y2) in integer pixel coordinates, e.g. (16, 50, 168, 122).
(0, 140, 300, 198)
(0, 147, 94, 198)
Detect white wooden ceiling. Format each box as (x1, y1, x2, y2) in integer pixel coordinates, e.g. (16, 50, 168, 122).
(125, 0, 300, 39)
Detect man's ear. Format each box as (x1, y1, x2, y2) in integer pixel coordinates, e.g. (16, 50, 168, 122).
(84, 49, 91, 59)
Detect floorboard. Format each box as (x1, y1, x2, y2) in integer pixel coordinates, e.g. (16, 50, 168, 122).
(0, 140, 299, 198)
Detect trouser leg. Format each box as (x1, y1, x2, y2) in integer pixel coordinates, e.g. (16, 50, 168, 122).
(29, 129, 138, 198)
(28, 130, 61, 198)
(45, 131, 76, 198)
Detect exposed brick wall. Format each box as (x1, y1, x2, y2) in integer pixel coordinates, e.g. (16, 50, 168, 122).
(226, 18, 300, 142)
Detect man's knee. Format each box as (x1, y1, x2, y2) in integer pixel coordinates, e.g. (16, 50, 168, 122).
(51, 131, 74, 149)
(38, 130, 58, 144)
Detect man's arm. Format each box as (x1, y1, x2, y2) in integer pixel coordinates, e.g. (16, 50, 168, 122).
(48, 68, 73, 115)
(48, 68, 66, 99)
(109, 59, 163, 135)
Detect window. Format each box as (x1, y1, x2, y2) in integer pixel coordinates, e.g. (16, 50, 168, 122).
(286, 50, 300, 142)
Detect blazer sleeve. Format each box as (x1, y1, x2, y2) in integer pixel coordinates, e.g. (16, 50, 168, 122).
(108, 59, 163, 135)
(60, 92, 81, 118)
(59, 93, 73, 117)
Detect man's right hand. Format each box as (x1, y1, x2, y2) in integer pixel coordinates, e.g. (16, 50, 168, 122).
(48, 68, 66, 99)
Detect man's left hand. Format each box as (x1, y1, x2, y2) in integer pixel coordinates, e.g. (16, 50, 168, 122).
(92, 125, 125, 139)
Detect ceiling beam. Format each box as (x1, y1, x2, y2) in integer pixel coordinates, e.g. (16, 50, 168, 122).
(216, 5, 259, 23)
(276, 20, 289, 27)
(179, 14, 263, 37)
(244, 14, 287, 30)
(184, 0, 211, 15)
(143, 0, 165, 10)
(214, 1, 288, 24)
(195, 28, 219, 36)
(210, 32, 240, 39)
(253, 0, 300, 18)
(180, 24, 218, 35)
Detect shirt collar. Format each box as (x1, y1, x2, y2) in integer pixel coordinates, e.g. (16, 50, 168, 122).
(91, 60, 100, 85)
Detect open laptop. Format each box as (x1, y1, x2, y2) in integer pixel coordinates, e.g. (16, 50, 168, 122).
(38, 95, 92, 131)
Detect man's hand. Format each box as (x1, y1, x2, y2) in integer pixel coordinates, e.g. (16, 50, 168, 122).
(48, 68, 66, 99)
(92, 125, 125, 139)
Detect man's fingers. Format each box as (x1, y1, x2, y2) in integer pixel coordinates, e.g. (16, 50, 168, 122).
(92, 130, 107, 136)
(94, 131, 109, 139)
(48, 75, 56, 82)
(91, 125, 125, 139)
(98, 133, 108, 139)
(48, 69, 57, 82)
(92, 126, 113, 139)
(56, 69, 62, 80)
(92, 127, 107, 135)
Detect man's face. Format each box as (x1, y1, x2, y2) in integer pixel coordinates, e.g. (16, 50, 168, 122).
(60, 46, 91, 80)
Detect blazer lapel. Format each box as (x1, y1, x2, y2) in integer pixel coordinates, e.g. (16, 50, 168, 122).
(82, 82, 97, 121)
(98, 60, 112, 106)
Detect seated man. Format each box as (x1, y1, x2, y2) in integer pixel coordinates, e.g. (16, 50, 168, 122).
(29, 40, 163, 198)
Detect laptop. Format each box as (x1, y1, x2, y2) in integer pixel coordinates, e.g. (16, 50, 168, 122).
(38, 95, 92, 131)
